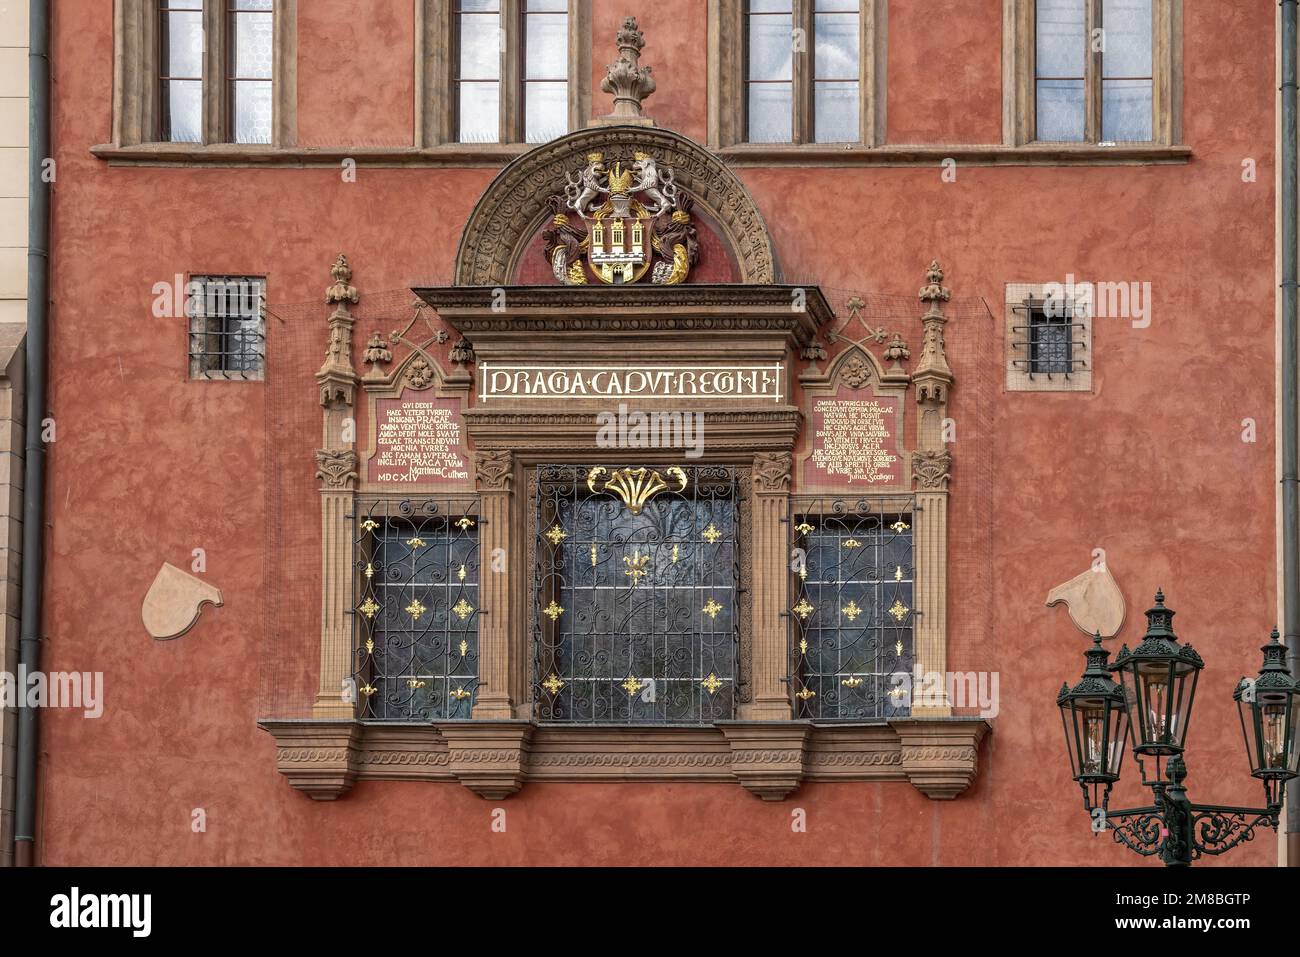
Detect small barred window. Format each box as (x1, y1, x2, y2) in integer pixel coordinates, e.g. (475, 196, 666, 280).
(187, 275, 265, 380)
(1004, 283, 1093, 392)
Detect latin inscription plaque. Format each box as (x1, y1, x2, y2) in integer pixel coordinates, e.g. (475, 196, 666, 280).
(368, 395, 470, 486)
(803, 393, 904, 487)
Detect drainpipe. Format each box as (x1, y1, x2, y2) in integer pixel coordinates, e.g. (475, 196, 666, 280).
(14, 0, 50, 868)
(1282, 0, 1300, 866)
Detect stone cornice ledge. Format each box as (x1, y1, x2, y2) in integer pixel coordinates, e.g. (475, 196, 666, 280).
(89, 142, 531, 168)
(261, 717, 990, 801)
(717, 143, 1192, 168)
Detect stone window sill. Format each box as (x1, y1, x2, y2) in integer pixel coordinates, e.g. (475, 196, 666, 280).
(90, 141, 1190, 169)
(716, 142, 1192, 167)
(260, 717, 991, 802)
(89, 142, 532, 168)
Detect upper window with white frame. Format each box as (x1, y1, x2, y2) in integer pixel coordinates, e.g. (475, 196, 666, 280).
(1007, 0, 1181, 146)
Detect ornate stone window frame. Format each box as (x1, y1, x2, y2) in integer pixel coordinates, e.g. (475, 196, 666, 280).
(262, 132, 989, 805)
(708, 0, 887, 151)
(1002, 0, 1182, 147)
(1004, 281, 1094, 393)
(416, 0, 593, 148)
(111, 0, 298, 148)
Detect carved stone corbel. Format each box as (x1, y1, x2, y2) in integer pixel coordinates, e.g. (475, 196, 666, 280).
(438, 721, 534, 799)
(911, 449, 952, 491)
(889, 718, 989, 800)
(264, 720, 361, 801)
(718, 721, 811, 801)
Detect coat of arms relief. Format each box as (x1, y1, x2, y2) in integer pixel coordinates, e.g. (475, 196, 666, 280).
(543, 150, 700, 285)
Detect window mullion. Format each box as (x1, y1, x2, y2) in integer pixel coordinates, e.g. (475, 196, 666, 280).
(793, 0, 814, 144)
(1085, 0, 1102, 142)
(501, 0, 523, 143)
(202, 0, 225, 144)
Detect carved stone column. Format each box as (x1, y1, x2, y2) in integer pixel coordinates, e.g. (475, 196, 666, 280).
(910, 262, 954, 717)
(471, 450, 514, 719)
(742, 452, 793, 720)
(313, 255, 360, 719)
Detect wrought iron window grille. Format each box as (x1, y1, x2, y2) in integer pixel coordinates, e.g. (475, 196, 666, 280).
(532, 464, 741, 725)
(351, 497, 483, 721)
(787, 495, 917, 721)
(1011, 298, 1088, 380)
(186, 275, 266, 380)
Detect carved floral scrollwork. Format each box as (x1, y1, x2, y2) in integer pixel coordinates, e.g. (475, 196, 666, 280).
(474, 450, 514, 491)
(912, 449, 952, 491)
(840, 354, 872, 389)
(751, 452, 792, 493)
(315, 449, 359, 490)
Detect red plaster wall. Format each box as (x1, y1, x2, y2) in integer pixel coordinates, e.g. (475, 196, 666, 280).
(886, 0, 1004, 144)
(36, 0, 1283, 866)
(297, 0, 415, 147)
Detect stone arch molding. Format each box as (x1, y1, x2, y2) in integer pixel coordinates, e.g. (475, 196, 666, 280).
(454, 125, 779, 286)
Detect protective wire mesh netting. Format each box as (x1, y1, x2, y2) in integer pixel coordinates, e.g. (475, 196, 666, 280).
(259, 282, 996, 721)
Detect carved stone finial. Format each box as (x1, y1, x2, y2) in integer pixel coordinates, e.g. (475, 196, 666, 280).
(919, 261, 950, 309)
(912, 259, 953, 396)
(317, 253, 360, 407)
(884, 333, 911, 371)
(595, 16, 656, 126)
(363, 333, 391, 368)
(326, 254, 359, 307)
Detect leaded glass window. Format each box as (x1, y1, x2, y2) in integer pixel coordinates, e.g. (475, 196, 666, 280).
(353, 501, 482, 721)
(1034, 0, 1153, 143)
(534, 466, 739, 724)
(160, 0, 205, 143)
(745, 0, 863, 144)
(790, 500, 914, 720)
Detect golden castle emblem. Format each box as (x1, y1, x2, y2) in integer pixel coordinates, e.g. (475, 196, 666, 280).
(543, 149, 699, 286)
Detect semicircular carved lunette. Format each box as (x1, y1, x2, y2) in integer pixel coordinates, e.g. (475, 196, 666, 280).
(454, 126, 779, 287)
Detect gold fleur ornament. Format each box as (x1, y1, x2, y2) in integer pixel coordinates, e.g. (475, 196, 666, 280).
(701, 523, 722, 544)
(359, 597, 380, 619)
(405, 599, 426, 621)
(842, 600, 862, 622)
(888, 599, 910, 622)
(545, 524, 568, 546)
(621, 675, 644, 696)
(702, 598, 723, 619)
(542, 673, 565, 695)
(543, 600, 564, 621)
(701, 673, 723, 694)
(793, 598, 815, 620)
(452, 598, 475, 620)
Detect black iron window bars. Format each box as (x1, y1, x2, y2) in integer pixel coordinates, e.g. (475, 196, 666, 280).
(788, 495, 916, 720)
(1011, 297, 1088, 379)
(186, 275, 265, 379)
(351, 497, 482, 721)
(533, 464, 741, 725)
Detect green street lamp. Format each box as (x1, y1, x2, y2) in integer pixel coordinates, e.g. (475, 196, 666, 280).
(1057, 590, 1299, 866)
(1057, 632, 1129, 813)
(1235, 629, 1300, 810)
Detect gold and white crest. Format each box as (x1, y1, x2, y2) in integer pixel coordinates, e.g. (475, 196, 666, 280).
(543, 149, 699, 285)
